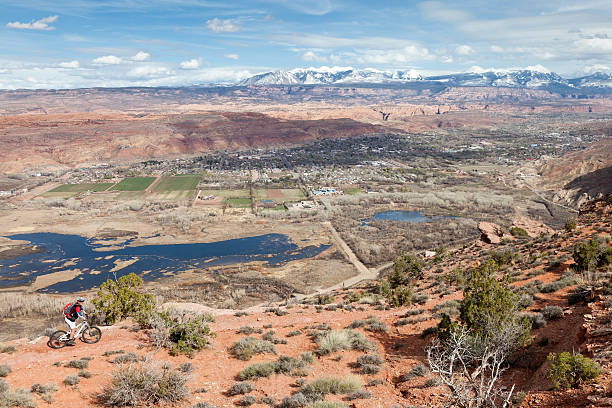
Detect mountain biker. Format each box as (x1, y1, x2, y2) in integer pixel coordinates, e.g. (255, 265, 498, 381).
(63, 297, 87, 346)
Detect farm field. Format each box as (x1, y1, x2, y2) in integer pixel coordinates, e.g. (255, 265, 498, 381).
(226, 197, 252, 208)
(200, 189, 250, 198)
(48, 182, 115, 193)
(148, 190, 195, 200)
(254, 188, 305, 202)
(152, 175, 200, 192)
(110, 177, 156, 191)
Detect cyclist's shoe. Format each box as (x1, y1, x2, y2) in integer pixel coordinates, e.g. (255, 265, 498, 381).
(66, 339, 76, 346)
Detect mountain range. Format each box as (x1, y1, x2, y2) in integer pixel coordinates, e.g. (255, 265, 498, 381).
(239, 67, 612, 92)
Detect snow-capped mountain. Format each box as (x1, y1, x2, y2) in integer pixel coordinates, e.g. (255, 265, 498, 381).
(240, 67, 422, 86)
(239, 67, 612, 91)
(567, 72, 612, 89)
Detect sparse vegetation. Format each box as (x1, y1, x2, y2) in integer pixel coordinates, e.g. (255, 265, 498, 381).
(92, 273, 155, 325)
(541, 305, 563, 321)
(64, 375, 80, 386)
(0, 380, 36, 408)
(230, 337, 277, 361)
(315, 329, 375, 355)
(99, 360, 189, 406)
(228, 381, 254, 396)
(300, 376, 361, 399)
(0, 366, 11, 378)
(547, 352, 602, 390)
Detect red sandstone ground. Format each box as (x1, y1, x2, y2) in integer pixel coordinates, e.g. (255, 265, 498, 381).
(1, 199, 611, 408)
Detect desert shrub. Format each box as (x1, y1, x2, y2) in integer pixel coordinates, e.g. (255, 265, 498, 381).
(512, 391, 527, 406)
(357, 354, 383, 366)
(307, 403, 349, 408)
(234, 311, 249, 317)
(424, 377, 441, 387)
(228, 381, 254, 396)
(300, 352, 315, 364)
(0, 346, 16, 355)
(178, 362, 194, 373)
(433, 300, 461, 318)
(489, 249, 515, 266)
(527, 313, 547, 329)
(169, 316, 214, 356)
(0, 366, 10, 378)
(404, 309, 425, 317)
(239, 395, 257, 406)
(300, 376, 361, 397)
(238, 326, 255, 335)
(65, 359, 89, 369)
(347, 389, 372, 400)
(564, 218, 577, 232)
(573, 239, 608, 272)
(399, 364, 429, 382)
(287, 330, 302, 337)
(238, 362, 276, 380)
(377, 253, 423, 307)
(441, 268, 467, 287)
(78, 370, 92, 378)
(31, 383, 58, 394)
(0, 381, 36, 408)
(541, 305, 563, 321)
(64, 375, 80, 386)
(360, 364, 380, 374)
(103, 349, 125, 357)
(458, 260, 530, 343)
(261, 396, 275, 406)
(315, 330, 375, 355)
(510, 227, 529, 238)
(92, 273, 155, 325)
(99, 361, 189, 406)
(265, 307, 288, 316)
(113, 352, 138, 364)
(547, 352, 602, 389)
(519, 293, 534, 308)
(367, 378, 385, 386)
(230, 337, 277, 361)
(348, 316, 387, 332)
(413, 293, 429, 304)
(191, 403, 217, 408)
(279, 392, 310, 408)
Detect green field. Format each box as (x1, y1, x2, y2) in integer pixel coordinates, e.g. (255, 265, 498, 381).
(110, 177, 156, 191)
(254, 188, 306, 202)
(226, 197, 252, 208)
(344, 187, 363, 195)
(152, 175, 200, 192)
(49, 183, 115, 193)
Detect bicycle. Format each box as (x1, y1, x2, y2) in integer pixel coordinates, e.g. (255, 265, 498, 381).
(48, 320, 102, 349)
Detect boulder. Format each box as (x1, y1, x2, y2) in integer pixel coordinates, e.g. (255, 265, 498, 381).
(512, 216, 554, 237)
(478, 221, 504, 244)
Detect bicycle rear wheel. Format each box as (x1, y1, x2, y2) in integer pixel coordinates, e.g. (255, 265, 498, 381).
(81, 326, 102, 344)
(49, 330, 68, 349)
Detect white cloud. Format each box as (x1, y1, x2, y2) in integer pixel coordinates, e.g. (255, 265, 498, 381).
(583, 64, 611, 73)
(92, 55, 122, 65)
(131, 51, 151, 61)
(301, 51, 328, 63)
(6, 15, 58, 31)
(180, 58, 201, 69)
(490, 45, 504, 53)
(206, 18, 241, 33)
(58, 60, 80, 68)
(455, 45, 475, 55)
(127, 65, 172, 78)
(224, 53, 240, 60)
(440, 55, 454, 63)
(419, 1, 471, 23)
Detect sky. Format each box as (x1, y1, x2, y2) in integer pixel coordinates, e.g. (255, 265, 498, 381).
(1, 0, 611, 89)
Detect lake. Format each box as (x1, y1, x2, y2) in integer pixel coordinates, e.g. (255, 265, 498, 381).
(0, 232, 330, 293)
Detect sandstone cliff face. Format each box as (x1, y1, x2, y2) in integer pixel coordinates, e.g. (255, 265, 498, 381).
(0, 112, 384, 172)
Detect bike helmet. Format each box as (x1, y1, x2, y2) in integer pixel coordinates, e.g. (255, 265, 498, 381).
(77, 296, 85, 302)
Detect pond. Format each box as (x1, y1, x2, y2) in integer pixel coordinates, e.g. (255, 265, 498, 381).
(0, 232, 330, 293)
(362, 210, 458, 225)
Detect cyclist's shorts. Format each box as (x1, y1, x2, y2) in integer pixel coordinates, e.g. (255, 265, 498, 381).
(65, 316, 77, 330)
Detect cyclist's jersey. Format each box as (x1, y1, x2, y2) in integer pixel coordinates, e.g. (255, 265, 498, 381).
(67, 304, 84, 321)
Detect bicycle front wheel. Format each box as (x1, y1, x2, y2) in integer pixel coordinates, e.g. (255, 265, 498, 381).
(81, 326, 102, 344)
(48, 330, 68, 349)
